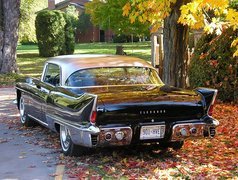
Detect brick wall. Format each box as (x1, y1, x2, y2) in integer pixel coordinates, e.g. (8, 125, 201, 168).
(76, 26, 100, 43)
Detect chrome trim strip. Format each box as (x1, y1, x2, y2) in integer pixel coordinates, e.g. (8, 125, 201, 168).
(41, 63, 48, 82)
(90, 94, 98, 125)
(28, 114, 48, 126)
(211, 89, 218, 105)
(100, 126, 132, 131)
(53, 118, 100, 134)
(15, 87, 28, 94)
(61, 83, 164, 88)
(53, 119, 83, 130)
(207, 89, 218, 117)
(211, 118, 219, 126)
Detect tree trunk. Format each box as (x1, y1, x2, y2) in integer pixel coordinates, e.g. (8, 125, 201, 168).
(163, 0, 190, 88)
(0, 0, 20, 73)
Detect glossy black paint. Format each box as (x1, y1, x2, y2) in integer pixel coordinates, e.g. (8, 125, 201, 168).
(15, 61, 218, 149)
(17, 79, 208, 126)
(68, 85, 203, 123)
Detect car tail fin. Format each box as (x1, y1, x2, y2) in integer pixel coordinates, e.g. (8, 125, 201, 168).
(208, 93, 217, 116)
(196, 88, 218, 117)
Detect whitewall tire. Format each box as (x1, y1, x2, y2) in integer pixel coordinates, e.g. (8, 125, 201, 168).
(19, 96, 33, 127)
(59, 125, 87, 156)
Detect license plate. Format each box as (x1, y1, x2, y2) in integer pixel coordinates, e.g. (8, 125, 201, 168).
(140, 125, 165, 140)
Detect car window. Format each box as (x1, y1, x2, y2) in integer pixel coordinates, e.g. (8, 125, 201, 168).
(43, 63, 61, 86)
(65, 67, 163, 87)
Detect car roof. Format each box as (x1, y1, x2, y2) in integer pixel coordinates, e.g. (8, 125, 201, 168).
(45, 54, 155, 85)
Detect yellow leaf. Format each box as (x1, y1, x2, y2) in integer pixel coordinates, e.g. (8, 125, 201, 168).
(154, 167, 159, 174)
(231, 38, 238, 57)
(122, 2, 131, 16)
(203, 0, 229, 10)
(231, 38, 238, 47)
(226, 9, 238, 29)
(233, 50, 238, 57)
(130, 15, 136, 23)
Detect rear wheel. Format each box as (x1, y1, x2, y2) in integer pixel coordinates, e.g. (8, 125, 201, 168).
(171, 141, 184, 150)
(19, 96, 34, 127)
(60, 125, 87, 156)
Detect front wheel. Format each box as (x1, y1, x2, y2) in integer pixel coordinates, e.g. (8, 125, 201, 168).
(60, 125, 87, 156)
(19, 96, 34, 127)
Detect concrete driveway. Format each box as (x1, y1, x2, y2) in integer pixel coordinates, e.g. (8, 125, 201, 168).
(0, 88, 65, 180)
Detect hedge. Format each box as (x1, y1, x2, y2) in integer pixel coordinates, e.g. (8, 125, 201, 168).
(35, 10, 74, 57)
(63, 13, 75, 55)
(189, 28, 238, 102)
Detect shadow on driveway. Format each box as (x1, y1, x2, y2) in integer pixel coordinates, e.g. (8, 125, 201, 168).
(0, 88, 63, 179)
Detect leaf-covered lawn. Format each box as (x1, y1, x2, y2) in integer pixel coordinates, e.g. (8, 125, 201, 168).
(1, 94, 237, 178)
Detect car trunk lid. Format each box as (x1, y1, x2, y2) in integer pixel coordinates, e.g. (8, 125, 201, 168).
(70, 85, 204, 125)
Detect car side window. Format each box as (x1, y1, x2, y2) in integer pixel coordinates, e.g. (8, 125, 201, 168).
(65, 70, 96, 87)
(43, 63, 61, 86)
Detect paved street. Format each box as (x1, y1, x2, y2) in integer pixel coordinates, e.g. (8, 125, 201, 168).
(0, 88, 64, 180)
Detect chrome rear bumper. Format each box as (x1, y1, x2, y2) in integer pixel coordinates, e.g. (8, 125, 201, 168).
(171, 118, 219, 141)
(69, 125, 133, 148)
(68, 118, 219, 147)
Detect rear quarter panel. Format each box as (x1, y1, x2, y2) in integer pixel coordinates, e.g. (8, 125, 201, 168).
(45, 87, 96, 130)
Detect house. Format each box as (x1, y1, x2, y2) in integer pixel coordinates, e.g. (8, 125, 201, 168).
(48, 0, 113, 43)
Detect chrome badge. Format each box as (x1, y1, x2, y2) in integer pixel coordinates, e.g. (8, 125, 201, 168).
(139, 109, 166, 115)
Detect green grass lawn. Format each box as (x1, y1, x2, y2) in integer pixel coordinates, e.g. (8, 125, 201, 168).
(0, 42, 151, 86)
(74, 42, 151, 60)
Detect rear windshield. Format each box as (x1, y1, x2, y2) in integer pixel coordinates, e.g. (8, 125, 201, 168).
(65, 67, 163, 87)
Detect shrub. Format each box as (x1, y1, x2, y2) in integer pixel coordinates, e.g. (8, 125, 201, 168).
(35, 10, 75, 57)
(63, 13, 75, 55)
(189, 28, 238, 102)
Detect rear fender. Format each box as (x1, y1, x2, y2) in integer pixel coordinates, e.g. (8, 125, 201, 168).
(49, 87, 98, 124)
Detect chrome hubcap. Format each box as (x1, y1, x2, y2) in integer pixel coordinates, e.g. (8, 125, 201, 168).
(19, 97, 26, 123)
(60, 126, 71, 151)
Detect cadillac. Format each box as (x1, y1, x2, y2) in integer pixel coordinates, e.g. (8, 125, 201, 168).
(15, 54, 219, 156)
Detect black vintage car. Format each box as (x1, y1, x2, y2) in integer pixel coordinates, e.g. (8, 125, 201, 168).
(15, 54, 219, 156)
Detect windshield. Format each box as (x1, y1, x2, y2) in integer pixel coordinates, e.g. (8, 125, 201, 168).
(65, 67, 163, 87)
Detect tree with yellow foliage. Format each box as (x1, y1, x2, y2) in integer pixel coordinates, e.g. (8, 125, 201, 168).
(123, 0, 238, 87)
